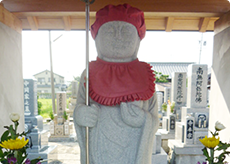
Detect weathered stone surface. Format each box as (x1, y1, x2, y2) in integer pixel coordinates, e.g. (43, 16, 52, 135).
(23, 79, 38, 117)
(157, 92, 163, 111)
(164, 87, 171, 103)
(171, 72, 187, 106)
(151, 148, 167, 164)
(184, 116, 195, 145)
(56, 92, 66, 125)
(74, 20, 159, 164)
(187, 64, 208, 108)
(168, 140, 206, 164)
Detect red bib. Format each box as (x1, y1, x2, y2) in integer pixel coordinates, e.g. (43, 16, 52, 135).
(88, 57, 155, 106)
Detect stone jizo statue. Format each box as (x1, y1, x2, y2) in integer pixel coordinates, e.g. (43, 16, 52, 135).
(73, 4, 159, 164)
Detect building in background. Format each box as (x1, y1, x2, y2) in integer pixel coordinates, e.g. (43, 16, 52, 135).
(149, 62, 194, 105)
(33, 70, 67, 93)
(149, 62, 195, 82)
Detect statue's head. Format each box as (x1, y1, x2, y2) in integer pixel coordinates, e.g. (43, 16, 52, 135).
(91, 4, 146, 62)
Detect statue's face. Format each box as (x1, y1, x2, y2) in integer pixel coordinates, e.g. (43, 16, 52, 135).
(95, 21, 140, 62)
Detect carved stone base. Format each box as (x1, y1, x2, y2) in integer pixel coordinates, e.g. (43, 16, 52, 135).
(27, 145, 57, 164)
(49, 121, 71, 136)
(151, 148, 168, 164)
(48, 133, 77, 142)
(168, 139, 206, 164)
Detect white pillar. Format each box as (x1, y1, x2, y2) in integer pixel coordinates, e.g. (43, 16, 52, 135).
(210, 10, 230, 162)
(0, 20, 24, 135)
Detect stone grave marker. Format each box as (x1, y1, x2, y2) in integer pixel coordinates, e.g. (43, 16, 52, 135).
(164, 87, 171, 103)
(157, 92, 163, 111)
(23, 79, 56, 163)
(168, 65, 209, 164)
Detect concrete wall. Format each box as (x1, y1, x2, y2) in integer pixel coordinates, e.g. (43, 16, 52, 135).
(0, 22, 24, 135)
(210, 14, 230, 162)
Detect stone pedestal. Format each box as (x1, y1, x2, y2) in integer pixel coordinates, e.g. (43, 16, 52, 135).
(168, 140, 206, 164)
(151, 132, 168, 164)
(157, 128, 175, 153)
(48, 121, 76, 142)
(27, 145, 57, 164)
(27, 128, 57, 164)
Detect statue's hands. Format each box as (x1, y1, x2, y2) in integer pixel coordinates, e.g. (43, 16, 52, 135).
(75, 104, 99, 127)
(120, 101, 146, 128)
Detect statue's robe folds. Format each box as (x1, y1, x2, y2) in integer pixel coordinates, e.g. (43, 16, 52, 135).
(74, 70, 159, 164)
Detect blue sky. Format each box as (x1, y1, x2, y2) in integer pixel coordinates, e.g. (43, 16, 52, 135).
(22, 30, 214, 83)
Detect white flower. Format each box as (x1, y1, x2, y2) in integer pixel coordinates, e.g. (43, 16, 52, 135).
(9, 113, 20, 122)
(215, 121, 226, 131)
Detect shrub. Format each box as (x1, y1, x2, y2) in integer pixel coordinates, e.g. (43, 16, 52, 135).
(37, 101, 42, 115)
(63, 111, 68, 121)
(49, 111, 54, 120)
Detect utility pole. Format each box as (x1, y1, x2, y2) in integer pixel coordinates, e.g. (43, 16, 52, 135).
(198, 33, 206, 64)
(48, 31, 63, 114)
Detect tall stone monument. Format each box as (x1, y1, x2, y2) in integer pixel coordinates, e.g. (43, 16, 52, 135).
(164, 87, 171, 103)
(168, 64, 208, 164)
(157, 92, 163, 111)
(24, 79, 43, 130)
(23, 79, 56, 164)
(158, 72, 187, 153)
(49, 92, 75, 141)
(67, 81, 78, 117)
(171, 72, 187, 121)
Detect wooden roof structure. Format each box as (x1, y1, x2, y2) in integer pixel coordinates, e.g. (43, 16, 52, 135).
(1, 0, 230, 32)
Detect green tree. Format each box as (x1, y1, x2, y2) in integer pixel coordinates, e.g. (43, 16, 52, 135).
(154, 71, 169, 83)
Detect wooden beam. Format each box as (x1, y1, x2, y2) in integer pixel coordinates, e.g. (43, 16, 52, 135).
(62, 16, 71, 30)
(13, 11, 221, 19)
(199, 17, 211, 32)
(11, 11, 219, 31)
(0, 4, 22, 33)
(165, 17, 174, 32)
(27, 16, 38, 30)
(214, 10, 230, 34)
(3, 0, 230, 13)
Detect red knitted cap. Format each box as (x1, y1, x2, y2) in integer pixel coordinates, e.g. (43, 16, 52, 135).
(91, 4, 146, 40)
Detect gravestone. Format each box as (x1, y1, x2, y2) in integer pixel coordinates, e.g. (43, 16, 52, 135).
(67, 81, 78, 117)
(24, 79, 43, 130)
(157, 92, 163, 111)
(164, 87, 171, 103)
(23, 79, 56, 164)
(56, 92, 66, 125)
(49, 92, 76, 141)
(159, 72, 187, 153)
(168, 65, 208, 164)
(171, 72, 187, 120)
